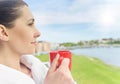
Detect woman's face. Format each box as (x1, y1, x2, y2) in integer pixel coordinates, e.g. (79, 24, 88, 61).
(7, 6, 40, 55)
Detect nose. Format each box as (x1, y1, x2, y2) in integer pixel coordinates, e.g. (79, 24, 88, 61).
(34, 30, 41, 38)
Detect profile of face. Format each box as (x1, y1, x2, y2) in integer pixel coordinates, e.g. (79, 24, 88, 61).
(5, 6, 40, 55)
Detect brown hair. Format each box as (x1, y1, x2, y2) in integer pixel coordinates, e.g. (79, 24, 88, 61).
(0, 0, 28, 28)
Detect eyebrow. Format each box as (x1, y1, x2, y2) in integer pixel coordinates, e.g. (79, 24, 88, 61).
(28, 18, 35, 23)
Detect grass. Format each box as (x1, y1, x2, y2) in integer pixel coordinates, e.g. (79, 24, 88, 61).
(36, 54, 120, 84)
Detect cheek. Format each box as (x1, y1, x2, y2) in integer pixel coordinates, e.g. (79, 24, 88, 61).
(13, 27, 33, 42)
(9, 30, 35, 54)
(9, 28, 33, 47)
(19, 31, 32, 42)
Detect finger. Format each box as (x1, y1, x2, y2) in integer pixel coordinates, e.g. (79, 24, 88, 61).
(58, 58, 70, 72)
(48, 54, 59, 73)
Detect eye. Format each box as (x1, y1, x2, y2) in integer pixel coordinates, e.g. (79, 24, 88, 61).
(28, 22, 34, 26)
(27, 18, 35, 26)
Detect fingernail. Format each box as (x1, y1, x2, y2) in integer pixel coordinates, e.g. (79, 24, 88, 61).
(56, 54, 60, 59)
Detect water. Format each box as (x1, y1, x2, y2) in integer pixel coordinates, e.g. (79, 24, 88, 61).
(71, 47, 120, 67)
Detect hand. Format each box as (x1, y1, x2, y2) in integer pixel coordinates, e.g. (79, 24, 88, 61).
(44, 54, 74, 84)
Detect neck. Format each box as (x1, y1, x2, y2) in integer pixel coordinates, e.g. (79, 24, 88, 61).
(0, 46, 22, 71)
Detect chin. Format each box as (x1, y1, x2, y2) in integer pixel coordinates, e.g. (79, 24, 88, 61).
(24, 50, 36, 55)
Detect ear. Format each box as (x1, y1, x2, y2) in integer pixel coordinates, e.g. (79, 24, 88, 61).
(0, 24, 9, 41)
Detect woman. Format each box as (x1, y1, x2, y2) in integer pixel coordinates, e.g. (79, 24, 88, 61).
(0, 0, 75, 84)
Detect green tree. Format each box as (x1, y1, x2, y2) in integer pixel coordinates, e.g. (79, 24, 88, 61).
(60, 42, 77, 47)
(77, 41, 84, 46)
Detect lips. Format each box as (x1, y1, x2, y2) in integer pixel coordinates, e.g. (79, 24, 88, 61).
(31, 41, 38, 46)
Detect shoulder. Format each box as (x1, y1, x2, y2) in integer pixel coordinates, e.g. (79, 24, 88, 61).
(21, 54, 48, 84)
(0, 64, 35, 84)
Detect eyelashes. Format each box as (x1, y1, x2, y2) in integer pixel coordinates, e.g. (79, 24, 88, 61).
(28, 22, 34, 26)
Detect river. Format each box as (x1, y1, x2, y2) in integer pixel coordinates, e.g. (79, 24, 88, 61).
(71, 47, 120, 67)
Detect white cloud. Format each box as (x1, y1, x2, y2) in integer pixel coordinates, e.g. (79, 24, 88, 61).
(33, 12, 90, 26)
(31, 0, 120, 42)
(106, 0, 120, 4)
(30, 0, 120, 27)
(32, 0, 99, 26)
(94, 4, 120, 34)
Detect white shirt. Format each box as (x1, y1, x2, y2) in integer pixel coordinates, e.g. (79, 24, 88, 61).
(0, 55, 48, 84)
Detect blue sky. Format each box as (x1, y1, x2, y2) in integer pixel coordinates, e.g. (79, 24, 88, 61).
(25, 0, 120, 43)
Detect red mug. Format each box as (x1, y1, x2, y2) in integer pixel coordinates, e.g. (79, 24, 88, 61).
(49, 50, 72, 70)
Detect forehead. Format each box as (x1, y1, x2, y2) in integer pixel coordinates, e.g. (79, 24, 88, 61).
(19, 6, 34, 21)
